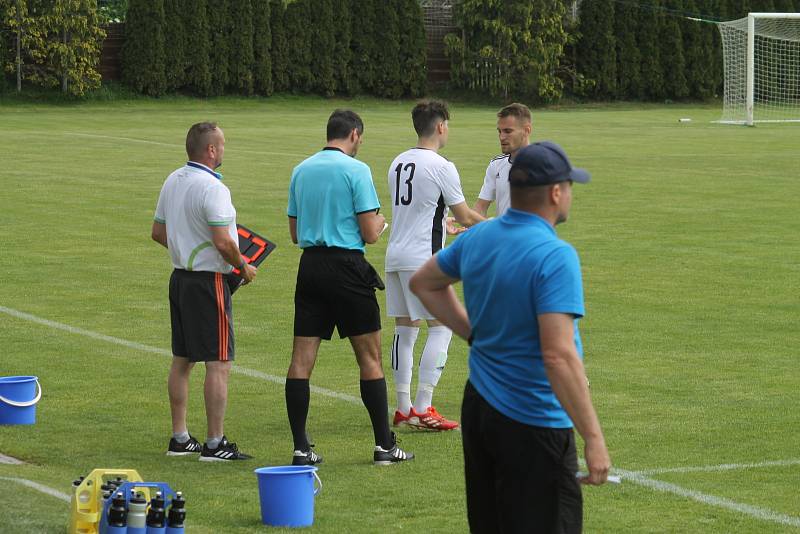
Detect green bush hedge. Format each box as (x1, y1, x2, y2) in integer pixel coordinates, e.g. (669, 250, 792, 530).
(119, 0, 427, 98)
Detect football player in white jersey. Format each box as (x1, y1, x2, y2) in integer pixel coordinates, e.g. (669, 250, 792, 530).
(473, 103, 533, 217)
(385, 100, 485, 431)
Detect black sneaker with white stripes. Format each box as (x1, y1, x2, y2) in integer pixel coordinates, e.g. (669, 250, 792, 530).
(292, 448, 323, 466)
(373, 432, 414, 465)
(166, 435, 201, 456)
(199, 436, 252, 462)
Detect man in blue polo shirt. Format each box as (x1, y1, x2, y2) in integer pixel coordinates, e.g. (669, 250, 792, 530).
(286, 109, 414, 466)
(411, 141, 611, 533)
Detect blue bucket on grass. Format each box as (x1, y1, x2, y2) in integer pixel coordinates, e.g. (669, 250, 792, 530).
(0, 376, 41, 425)
(254, 466, 322, 528)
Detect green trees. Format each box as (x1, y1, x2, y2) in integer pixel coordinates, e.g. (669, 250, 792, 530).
(310, 0, 336, 97)
(682, 0, 716, 99)
(162, 0, 185, 92)
(660, 1, 688, 99)
(637, 2, 665, 99)
(331, 2, 352, 95)
(614, 0, 643, 99)
(577, 0, 617, 99)
(269, 0, 289, 93)
(350, 0, 378, 94)
(397, 0, 427, 97)
(122, 0, 166, 96)
(114, 0, 425, 98)
(228, 0, 254, 95)
(252, 0, 272, 96)
(372, 0, 402, 98)
(0, 0, 9, 92)
(208, 0, 229, 95)
(1, 0, 104, 96)
(183, 0, 211, 96)
(283, 0, 313, 93)
(571, 0, 799, 101)
(445, 0, 568, 102)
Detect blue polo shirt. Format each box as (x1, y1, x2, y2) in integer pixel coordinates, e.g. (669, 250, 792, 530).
(287, 148, 380, 251)
(436, 208, 585, 428)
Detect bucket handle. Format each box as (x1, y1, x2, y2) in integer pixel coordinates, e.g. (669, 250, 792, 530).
(313, 470, 322, 496)
(0, 379, 41, 407)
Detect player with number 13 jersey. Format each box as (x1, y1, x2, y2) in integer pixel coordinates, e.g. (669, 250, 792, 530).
(384, 100, 485, 432)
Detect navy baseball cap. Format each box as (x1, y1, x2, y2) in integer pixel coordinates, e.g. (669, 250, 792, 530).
(509, 141, 591, 186)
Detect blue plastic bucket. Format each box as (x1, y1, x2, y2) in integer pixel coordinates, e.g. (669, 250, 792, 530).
(0, 376, 41, 425)
(254, 466, 322, 528)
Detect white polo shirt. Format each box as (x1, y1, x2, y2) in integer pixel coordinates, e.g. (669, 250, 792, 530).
(478, 154, 512, 217)
(385, 147, 466, 271)
(154, 162, 237, 273)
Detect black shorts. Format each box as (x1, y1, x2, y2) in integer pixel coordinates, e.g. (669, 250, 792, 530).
(294, 247, 384, 340)
(169, 269, 234, 362)
(461, 381, 582, 534)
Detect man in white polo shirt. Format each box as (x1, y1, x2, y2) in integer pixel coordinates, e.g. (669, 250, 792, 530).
(151, 122, 257, 461)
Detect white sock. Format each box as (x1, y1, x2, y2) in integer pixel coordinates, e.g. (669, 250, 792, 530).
(391, 326, 419, 414)
(414, 326, 452, 412)
(206, 436, 222, 449)
(172, 431, 190, 444)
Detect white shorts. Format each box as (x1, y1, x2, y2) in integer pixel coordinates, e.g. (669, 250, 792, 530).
(385, 271, 435, 321)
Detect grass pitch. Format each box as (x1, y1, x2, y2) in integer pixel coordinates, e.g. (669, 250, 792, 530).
(1, 96, 799, 533)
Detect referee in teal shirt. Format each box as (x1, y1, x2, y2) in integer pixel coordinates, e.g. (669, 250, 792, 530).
(285, 110, 414, 466)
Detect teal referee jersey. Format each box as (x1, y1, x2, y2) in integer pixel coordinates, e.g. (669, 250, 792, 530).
(288, 148, 380, 252)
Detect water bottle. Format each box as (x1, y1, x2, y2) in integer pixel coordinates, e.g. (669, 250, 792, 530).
(127, 490, 148, 534)
(146, 491, 167, 534)
(165, 491, 186, 534)
(106, 491, 127, 534)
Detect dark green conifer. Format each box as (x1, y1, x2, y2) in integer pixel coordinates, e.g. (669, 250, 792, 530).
(252, 0, 272, 96)
(122, 0, 167, 96)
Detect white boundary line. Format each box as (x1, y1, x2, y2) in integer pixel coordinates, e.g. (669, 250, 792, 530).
(616, 468, 800, 528)
(65, 132, 297, 158)
(0, 476, 71, 502)
(632, 459, 800, 476)
(0, 453, 23, 465)
(2, 304, 800, 528)
(0, 305, 361, 405)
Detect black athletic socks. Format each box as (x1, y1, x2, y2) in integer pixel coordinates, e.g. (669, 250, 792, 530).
(286, 378, 311, 451)
(360, 378, 393, 449)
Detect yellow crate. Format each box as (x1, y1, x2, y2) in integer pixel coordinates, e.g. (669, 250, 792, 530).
(67, 468, 143, 534)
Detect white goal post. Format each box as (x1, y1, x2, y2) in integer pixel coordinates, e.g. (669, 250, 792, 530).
(717, 13, 800, 125)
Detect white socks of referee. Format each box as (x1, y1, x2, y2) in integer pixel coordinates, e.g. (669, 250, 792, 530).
(414, 326, 452, 412)
(392, 326, 419, 415)
(391, 325, 453, 414)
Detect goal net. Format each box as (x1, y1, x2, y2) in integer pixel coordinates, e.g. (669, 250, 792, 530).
(718, 13, 800, 125)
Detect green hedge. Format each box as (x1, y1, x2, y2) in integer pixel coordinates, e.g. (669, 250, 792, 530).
(575, 0, 797, 101)
(119, 0, 427, 98)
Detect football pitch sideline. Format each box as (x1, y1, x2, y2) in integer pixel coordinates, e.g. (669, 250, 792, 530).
(1, 97, 799, 532)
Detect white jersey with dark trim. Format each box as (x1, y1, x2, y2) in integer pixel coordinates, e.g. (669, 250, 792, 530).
(478, 154, 512, 216)
(385, 148, 466, 271)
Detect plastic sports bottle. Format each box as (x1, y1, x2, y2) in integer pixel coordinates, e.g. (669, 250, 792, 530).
(127, 491, 148, 534)
(146, 491, 167, 534)
(165, 491, 186, 534)
(106, 491, 127, 534)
